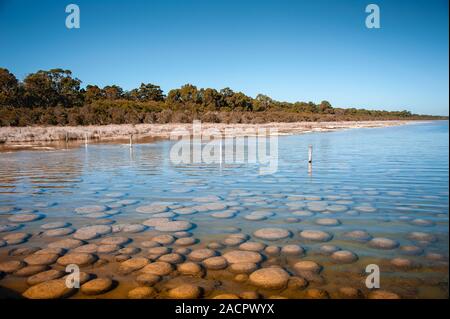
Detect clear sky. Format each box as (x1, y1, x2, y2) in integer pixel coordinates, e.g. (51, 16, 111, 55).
(0, 0, 448, 115)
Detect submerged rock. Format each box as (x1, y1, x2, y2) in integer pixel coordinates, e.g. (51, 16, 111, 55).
(253, 228, 291, 240)
(319, 244, 340, 255)
(223, 250, 263, 264)
(8, 213, 44, 223)
(188, 249, 217, 262)
(249, 267, 290, 289)
(331, 250, 358, 263)
(14, 265, 49, 277)
(141, 262, 173, 276)
(239, 242, 266, 252)
(23, 279, 75, 299)
(119, 257, 150, 274)
(343, 230, 372, 242)
(80, 278, 114, 295)
(48, 238, 84, 249)
(128, 286, 155, 299)
(168, 284, 202, 299)
(177, 262, 204, 276)
(293, 261, 321, 274)
(229, 262, 258, 274)
(281, 245, 304, 256)
(41, 222, 71, 230)
(369, 237, 399, 250)
(407, 232, 437, 243)
(136, 204, 169, 214)
(73, 225, 112, 240)
(306, 288, 329, 299)
(390, 257, 415, 268)
(158, 253, 184, 264)
(100, 236, 131, 246)
(73, 244, 98, 254)
(3, 232, 31, 245)
(152, 234, 175, 245)
(155, 221, 193, 232)
(24, 253, 59, 266)
(0, 224, 21, 233)
(174, 237, 197, 246)
(202, 256, 228, 270)
(264, 246, 281, 255)
(136, 273, 161, 286)
(315, 218, 341, 226)
(327, 205, 348, 213)
(74, 205, 107, 214)
(399, 245, 423, 256)
(299, 230, 332, 242)
(27, 269, 65, 285)
(43, 228, 75, 237)
(287, 276, 308, 290)
(57, 253, 97, 267)
(0, 260, 26, 273)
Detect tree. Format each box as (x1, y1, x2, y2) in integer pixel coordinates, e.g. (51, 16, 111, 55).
(23, 69, 82, 107)
(228, 92, 253, 111)
(199, 88, 222, 110)
(166, 89, 182, 104)
(318, 100, 333, 113)
(103, 85, 123, 100)
(54, 69, 83, 107)
(84, 85, 104, 103)
(130, 83, 164, 102)
(219, 88, 253, 111)
(254, 94, 272, 111)
(0, 68, 19, 106)
(179, 84, 200, 103)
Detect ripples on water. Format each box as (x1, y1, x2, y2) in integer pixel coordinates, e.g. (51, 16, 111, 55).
(0, 121, 448, 298)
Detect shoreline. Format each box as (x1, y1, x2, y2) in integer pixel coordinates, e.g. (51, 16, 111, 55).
(0, 120, 431, 150)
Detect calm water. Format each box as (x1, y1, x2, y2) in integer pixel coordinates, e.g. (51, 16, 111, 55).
(0, 121, 448, 299)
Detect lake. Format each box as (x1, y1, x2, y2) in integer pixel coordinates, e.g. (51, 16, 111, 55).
(0, 121, 448, 299)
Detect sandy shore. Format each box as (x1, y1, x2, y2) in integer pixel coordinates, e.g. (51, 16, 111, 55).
(0, 120, 421, 146)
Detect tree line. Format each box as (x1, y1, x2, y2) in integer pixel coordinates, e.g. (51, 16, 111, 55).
(0, 67, 444, 126)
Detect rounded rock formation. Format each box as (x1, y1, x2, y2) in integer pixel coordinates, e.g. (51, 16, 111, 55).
(249, 267, 290, 290)
(80, 278, 114, 295)
(168, 284, 202, 299)
(253, 228, 291, 241)
(23, 279, 75, 299)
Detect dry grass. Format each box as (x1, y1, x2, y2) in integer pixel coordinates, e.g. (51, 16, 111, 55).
(0, 120, 421, 144)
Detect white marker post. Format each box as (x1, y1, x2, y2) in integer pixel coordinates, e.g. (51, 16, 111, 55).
(129, 134, 133, 148)
(308, 145, 313, 164)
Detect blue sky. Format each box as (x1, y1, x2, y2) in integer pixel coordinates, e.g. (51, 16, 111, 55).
(0, 0, 448, 115)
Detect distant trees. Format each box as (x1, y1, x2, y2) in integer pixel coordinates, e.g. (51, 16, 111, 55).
(103, 85, 123, 100)
(84, 85, 103, 103)
(0, 67, 438, 127)
(23, 69, 83, 107)
(129, 83, 164, 102)
(0, 68, 19, 106)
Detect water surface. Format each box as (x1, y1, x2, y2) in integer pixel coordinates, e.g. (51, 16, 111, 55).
(0, 121, 448, 299)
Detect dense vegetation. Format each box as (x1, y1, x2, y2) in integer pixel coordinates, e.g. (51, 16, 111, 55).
(0, 68, 444, 126)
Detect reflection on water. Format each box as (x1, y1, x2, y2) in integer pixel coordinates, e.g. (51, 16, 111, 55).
(0, 121, 448, 299)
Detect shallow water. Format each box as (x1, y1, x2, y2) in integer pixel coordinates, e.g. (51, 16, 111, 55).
(0, 121, 448, 299)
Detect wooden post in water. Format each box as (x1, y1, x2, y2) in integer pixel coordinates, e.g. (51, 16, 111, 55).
(308, 145, 313, 163)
